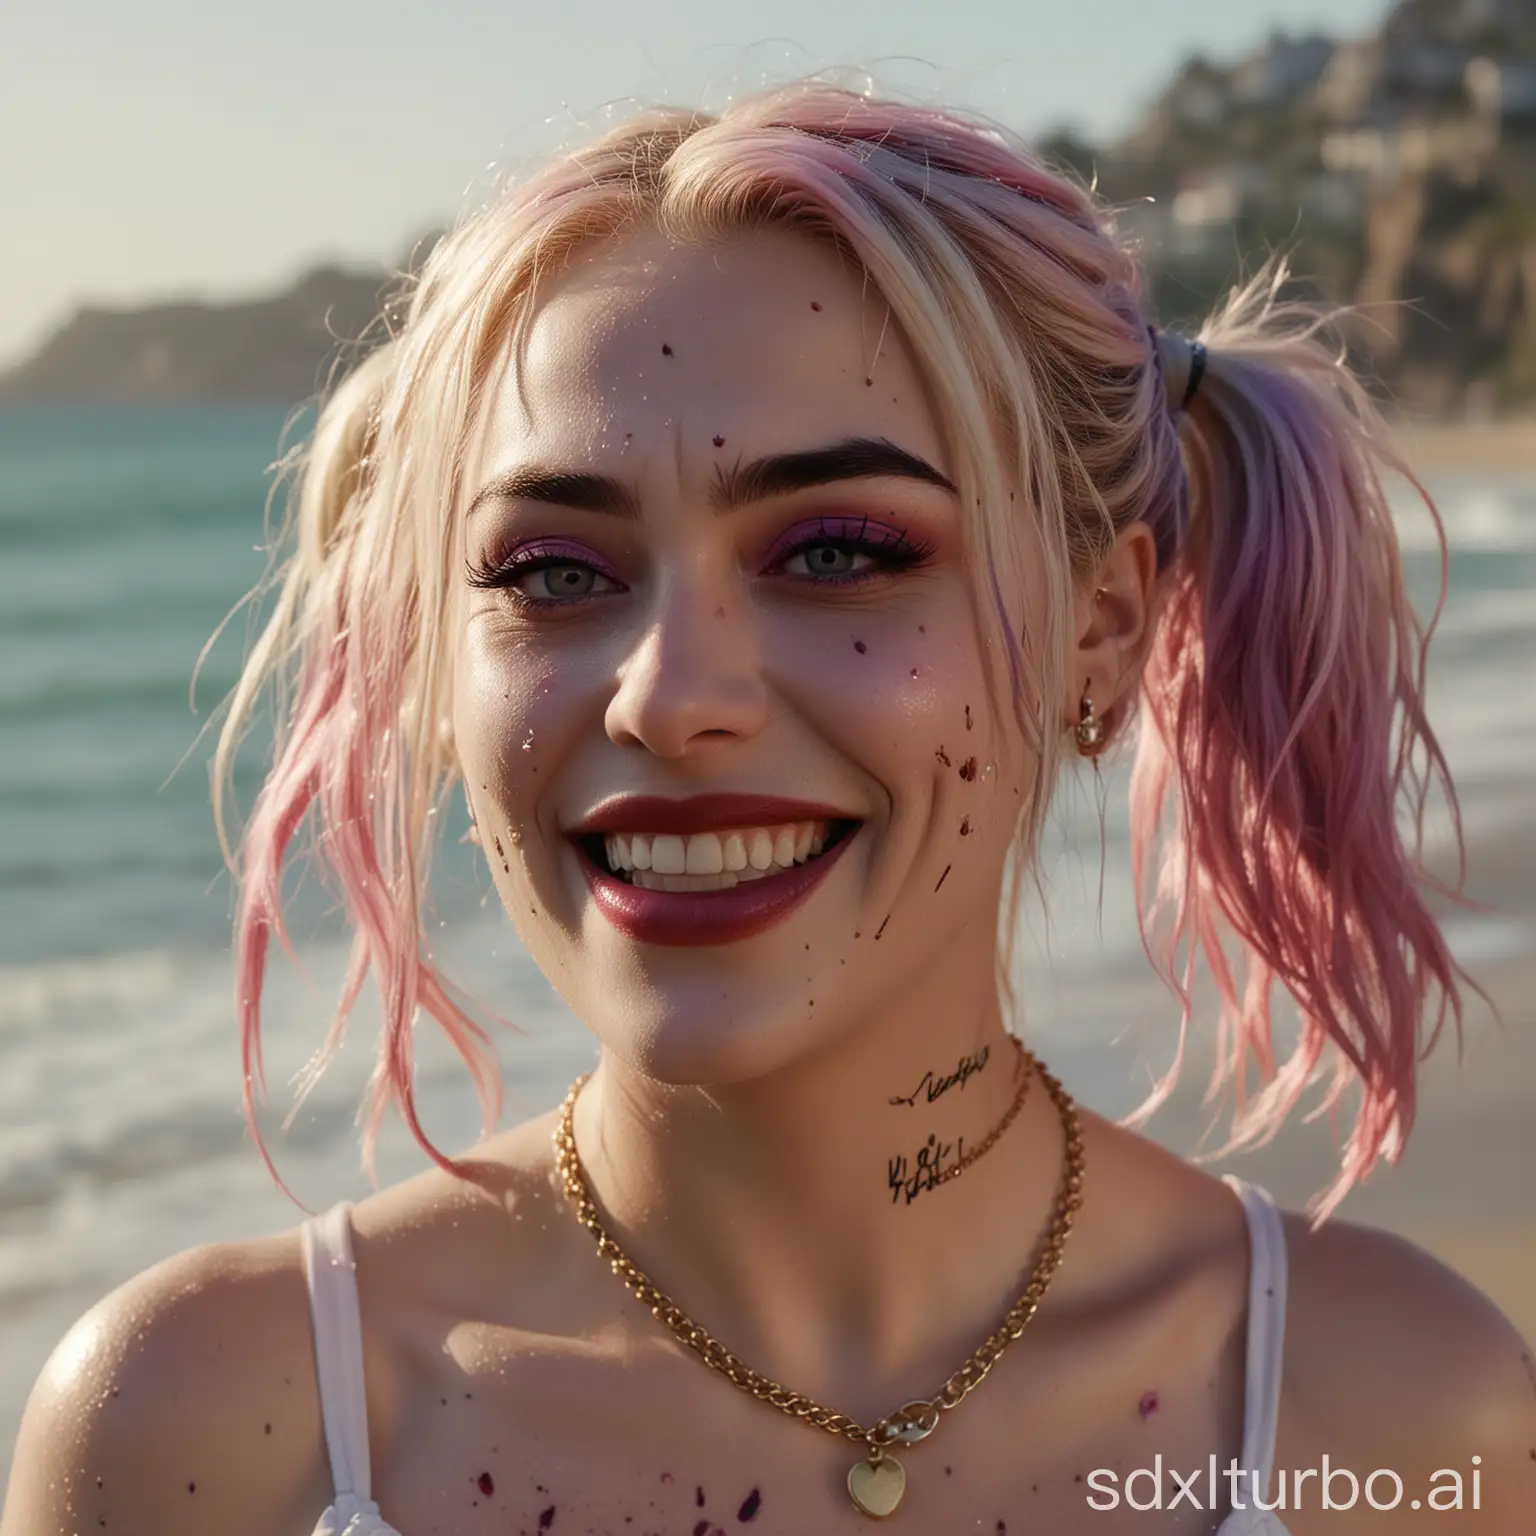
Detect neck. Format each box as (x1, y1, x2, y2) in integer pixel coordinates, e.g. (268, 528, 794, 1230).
(567, 923, 1072, 1422)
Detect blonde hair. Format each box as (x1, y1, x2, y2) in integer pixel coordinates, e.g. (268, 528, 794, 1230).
(216, 78, 1469, 1219)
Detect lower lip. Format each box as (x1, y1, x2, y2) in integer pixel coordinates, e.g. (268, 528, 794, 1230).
(576, 829, 857, 946)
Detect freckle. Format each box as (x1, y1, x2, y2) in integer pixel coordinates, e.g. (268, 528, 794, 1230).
(264, 1422, 271, 1434)
(479, 1472, 496, 1496)
(738, 1486, 763, 1520)
(997, 1524, 1006, 1535)
(187, 1482, 196, 1494)
(874, 914, 890, 940)
(661, 1473, 674, 1484)
(1138, 1390, 1160, 1419)
(935, 747, 951, 766)
(934, 864, 951, 891)
(715, 606, 725, 619)
(944, 1466, 952, 1476)
(712, 434, 724, 447)
(853, 639, 867, 654)
(959, 818, 971, 836)
(441, 1397, 448, 1406)
(910, 667, 919, 678)
(810, 300, 822, 311)
(854, 931, 861, 938)
(661, 343, 673, 356)
(96, 1477, 104, 1488)
(1074, 1474, 1083, 1483)
(958, 756, 977, 781)
(865, 376, 874, 386)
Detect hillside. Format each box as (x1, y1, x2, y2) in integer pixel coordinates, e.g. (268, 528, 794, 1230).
(3, 0, 1535, 412)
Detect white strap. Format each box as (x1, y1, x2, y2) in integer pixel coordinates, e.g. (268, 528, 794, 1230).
(299, 1200, 374, 1503)
(1222, 1177, 1288, 1500)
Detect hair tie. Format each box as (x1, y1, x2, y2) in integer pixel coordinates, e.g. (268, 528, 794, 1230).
(1151, 328, 1208, 413)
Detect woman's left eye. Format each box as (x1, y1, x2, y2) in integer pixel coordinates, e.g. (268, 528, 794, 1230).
(781, 542, 873, 579)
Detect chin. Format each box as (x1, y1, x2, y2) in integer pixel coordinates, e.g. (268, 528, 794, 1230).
(579, 967, 850, 1090)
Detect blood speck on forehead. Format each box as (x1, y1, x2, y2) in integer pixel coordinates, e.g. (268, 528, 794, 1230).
(958, 757, 978, 781)
(477, 1472, 495, 1496)
(935, 747, 951, 766)
(1138, 1390, 1160, 1419)
(738, 1488, 763, 1521)
(853, 639, 867, 654)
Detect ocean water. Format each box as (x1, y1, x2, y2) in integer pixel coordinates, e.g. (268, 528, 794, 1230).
(1, 405, 1534, 1471)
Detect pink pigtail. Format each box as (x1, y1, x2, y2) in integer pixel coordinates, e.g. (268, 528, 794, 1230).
(1130, 273, 1478, 1220)
(225, 347, 504, 1212)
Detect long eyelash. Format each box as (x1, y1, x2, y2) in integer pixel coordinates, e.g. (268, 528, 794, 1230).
(464, 549, 592, 590)
(779, 517, 937, 577)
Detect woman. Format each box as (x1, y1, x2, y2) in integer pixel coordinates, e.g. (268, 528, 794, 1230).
(4, 80, 1533, 1536)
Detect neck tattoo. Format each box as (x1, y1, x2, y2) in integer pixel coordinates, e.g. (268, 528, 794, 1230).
(888, 1044, 991, 1107)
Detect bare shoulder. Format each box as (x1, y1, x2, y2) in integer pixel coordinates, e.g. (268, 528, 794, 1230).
(1279, 1213, 1536, 1527)
(0, 1228, 338, 1536)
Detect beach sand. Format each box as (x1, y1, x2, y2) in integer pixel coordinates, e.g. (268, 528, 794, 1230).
(1389, 416, 1536, 474)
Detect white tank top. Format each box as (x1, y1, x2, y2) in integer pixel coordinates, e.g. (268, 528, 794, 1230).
(299, 1176, 1293, 1534)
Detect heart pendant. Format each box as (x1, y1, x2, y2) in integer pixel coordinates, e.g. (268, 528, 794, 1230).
(847, 1453, 906, 1518)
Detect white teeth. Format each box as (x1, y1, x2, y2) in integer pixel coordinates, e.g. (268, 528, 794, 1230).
(596, 818, 846, 884)
(632, 869, 740, 891)
(650, 833, 686, 875)
(684, 832, 725, 875)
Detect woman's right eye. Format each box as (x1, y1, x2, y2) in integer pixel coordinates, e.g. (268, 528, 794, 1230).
(466, 552, 623, 605)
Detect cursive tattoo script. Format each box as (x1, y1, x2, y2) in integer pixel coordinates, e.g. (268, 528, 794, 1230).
(889, 1045, 990, 1108)
(888, 1132, 966, 1205)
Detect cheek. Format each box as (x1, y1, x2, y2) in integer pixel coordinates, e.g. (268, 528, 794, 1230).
(454, 629, 564, 826)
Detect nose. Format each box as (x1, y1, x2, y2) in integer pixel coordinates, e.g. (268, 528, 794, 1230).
(604, 574, 770, 758)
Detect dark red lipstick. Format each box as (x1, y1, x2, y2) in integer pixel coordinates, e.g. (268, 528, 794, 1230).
(566, 795, 862, 947)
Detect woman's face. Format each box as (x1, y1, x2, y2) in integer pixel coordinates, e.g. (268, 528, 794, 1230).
(453, 224, 1043, 1084)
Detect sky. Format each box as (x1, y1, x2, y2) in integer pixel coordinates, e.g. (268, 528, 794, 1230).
(2, 0, 1392, 371)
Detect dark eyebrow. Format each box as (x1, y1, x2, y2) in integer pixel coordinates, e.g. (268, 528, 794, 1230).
(464, 436, 958, 520)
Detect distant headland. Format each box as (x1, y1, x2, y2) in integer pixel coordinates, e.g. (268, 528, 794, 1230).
(4, 0, 1534, 416)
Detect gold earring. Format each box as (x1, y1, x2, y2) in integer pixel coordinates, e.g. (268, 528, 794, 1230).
(1075, 687, 1104, 756)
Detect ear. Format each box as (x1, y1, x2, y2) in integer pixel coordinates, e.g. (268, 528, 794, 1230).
(1066, 519, 1158, 751)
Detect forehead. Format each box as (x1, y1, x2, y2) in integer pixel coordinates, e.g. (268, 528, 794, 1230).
(476, 224, 952, 473)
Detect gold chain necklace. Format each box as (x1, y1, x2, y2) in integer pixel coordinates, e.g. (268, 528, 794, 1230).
(552, 1040, 1085, 1519)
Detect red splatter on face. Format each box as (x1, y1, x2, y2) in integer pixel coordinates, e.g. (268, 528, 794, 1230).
(958, 757, 978, 781)
(935, 747, 951, 766)
(853, 639, 867, 654)
(959, 818, 971, 836)
(477, 1471, 495, 1496)
(738, 1488, 763, 1521)
(1138, 1390, 1160, 1419)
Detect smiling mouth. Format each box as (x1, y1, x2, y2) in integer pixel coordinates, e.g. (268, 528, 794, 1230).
(577, 819, 860, 892)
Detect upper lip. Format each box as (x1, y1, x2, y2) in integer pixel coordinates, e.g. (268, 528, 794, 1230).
(565, 793, 859, 838)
